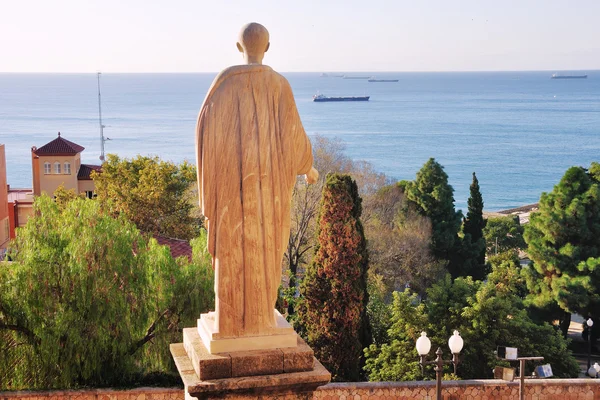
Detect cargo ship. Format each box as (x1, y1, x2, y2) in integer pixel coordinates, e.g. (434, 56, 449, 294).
(368, 78, 399, 82)
(551, 74, 588, 79)
(313, 94, 370, 102)
(342, 75, 370, 79)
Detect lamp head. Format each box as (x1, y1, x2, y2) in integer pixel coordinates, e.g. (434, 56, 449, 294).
(416, 332, 431, 356)
(448, 330, 464, 354)
(587, 318, 594, 328)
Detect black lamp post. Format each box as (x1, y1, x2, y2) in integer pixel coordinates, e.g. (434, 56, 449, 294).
(416, 331, 463, 400)
(587, 318, 594, 371)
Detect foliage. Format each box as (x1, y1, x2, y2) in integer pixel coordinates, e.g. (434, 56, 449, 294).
(366, 272, 392, 346)
(93, 154, 200, 240)
(460, 172, 488, 280)
(400, 158, 463, 277)
(364, 265, 580, 381)
(364, 184, 446, 297)
(364, 290, 427, 382)
(53, 185, 84, 209)
(0, 196, 213, 389)
(524, 164, 600, 319)
(484, 216, 525, 255)
(285, 136, 388, 315)
(296, 174, 371, 382)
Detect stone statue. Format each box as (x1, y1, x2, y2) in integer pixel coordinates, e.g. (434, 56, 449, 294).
(196, 22, 318, 348)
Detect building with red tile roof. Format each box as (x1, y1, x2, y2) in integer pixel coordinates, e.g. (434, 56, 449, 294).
(31, 132, 101, 199)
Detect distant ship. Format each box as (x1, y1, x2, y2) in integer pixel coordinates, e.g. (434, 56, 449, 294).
(368, 78, 399, 82)
(320, 73, 344, 78)
(313, 94, 370, 102)
(551, 74, 588, 79)
(342, 75, 370, 79)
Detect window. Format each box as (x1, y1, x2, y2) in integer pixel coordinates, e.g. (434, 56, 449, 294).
(85, 191, 95, 199)
(44, 162, 51, 174)
(54, 162, 61, 174)
(64, 162, 71, 174)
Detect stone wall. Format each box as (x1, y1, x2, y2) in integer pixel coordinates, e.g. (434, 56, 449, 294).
(314, 379, 600, 399)
(0, 388, 184, 400)
(2, 379, 600, 400)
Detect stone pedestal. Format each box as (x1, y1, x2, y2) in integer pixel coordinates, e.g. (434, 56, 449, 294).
(171, 328, 331, 399)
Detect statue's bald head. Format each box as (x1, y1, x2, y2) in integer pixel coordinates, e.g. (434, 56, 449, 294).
(236, 23, 270, 64)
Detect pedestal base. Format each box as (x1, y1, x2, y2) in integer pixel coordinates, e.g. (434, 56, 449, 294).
(198, 310, 297, 354)
(171, 336, 331, 399)
(182, 327, 315, 380)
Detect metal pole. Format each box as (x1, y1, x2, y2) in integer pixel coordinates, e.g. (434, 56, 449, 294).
(519, 358, 525, 400)
(434, 348, 443, 400)
(589, 330, 592, 371)
(97, 72, 105, 161)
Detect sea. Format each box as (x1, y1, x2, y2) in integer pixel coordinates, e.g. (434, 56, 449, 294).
(1, 71, 599, 212)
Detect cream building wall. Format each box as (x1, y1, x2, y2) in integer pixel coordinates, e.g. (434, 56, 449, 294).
(38, 154, 81, 195)
(77, 180, 95, 195)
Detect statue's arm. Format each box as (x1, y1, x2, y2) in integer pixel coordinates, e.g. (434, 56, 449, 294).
(305, 167, 319, 184)
(280, 78, 317, 182)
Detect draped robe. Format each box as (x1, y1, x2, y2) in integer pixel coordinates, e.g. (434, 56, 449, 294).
(196, 65, 313, 338)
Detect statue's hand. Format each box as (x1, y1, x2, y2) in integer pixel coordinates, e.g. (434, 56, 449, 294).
(305, 167, 319, 184)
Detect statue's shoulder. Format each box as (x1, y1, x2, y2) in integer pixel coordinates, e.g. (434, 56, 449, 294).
(212, 65, 281, 88)
(201, 65, 289, 109)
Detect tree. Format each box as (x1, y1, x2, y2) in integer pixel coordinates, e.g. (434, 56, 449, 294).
(0, 196, 214, 389)
(460, 172, 488, 280)
(285, 136, 387, 315)
(400, 158, 463, 277)
(524, 164, 600, 334)
(364, 290, 427, 382)
(296, 174, 371, 381)
(483, 216, 525, 255)
(364, 184, 446, 297)
(364, 267, 580, 381)
(93, 154, 200, 240)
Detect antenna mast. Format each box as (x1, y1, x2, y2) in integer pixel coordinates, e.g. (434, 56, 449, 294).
(97, 72, 107, 161)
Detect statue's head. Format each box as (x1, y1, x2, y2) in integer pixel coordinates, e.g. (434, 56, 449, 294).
(236, 23, 270, 64)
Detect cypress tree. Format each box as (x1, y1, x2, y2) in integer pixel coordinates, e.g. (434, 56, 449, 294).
(296, 174, 371, 381)
(461, 172, 488, 280)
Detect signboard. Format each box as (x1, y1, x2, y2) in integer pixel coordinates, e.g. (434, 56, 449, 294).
(494, 366, 515, 381)
(535, 364, 553, 378)
(497, 346, 518, 360)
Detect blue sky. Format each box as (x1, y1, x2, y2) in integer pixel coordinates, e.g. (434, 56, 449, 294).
(1, 0, 599, 72)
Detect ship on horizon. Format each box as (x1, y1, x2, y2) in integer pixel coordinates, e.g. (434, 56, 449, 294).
(313, 94, 370, 102)
(551, 73, 588, 79)
(368, 77, 399, 82)
(342, 75, 370, 79)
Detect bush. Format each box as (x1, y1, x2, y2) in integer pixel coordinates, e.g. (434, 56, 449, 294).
(0, 196, 213, 389)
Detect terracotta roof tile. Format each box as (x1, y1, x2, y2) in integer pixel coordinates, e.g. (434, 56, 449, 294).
(154, 235, 193, 261)
(77, 164, 102, 180)
(33, 133, 85, 156)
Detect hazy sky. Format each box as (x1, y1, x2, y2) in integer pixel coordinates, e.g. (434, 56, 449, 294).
(2, 0, 599, 73)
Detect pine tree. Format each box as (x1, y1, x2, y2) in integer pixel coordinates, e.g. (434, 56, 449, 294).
(461, 172, 488, 280)
(524, 164, 600, 334)
(296, 174, 371, 381)
(401, 158, 463, 276)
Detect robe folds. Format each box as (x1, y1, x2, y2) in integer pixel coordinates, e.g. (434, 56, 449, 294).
(196, 65, 313, 338)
